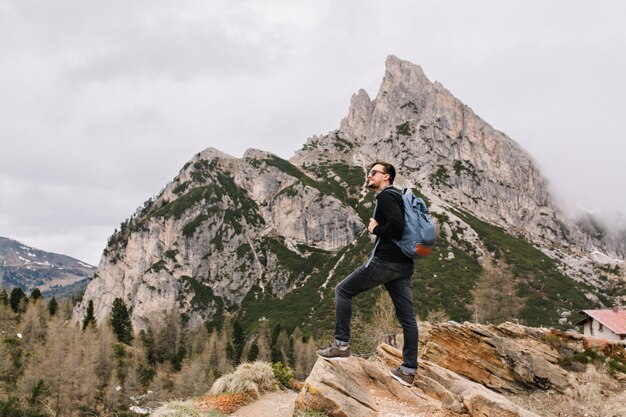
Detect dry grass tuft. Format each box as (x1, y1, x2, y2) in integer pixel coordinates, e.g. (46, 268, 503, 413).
(209, 361, 279, 397)
(151, 400, 225, 417)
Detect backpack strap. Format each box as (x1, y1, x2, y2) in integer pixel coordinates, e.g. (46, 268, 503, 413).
(365, 199, 379, 268)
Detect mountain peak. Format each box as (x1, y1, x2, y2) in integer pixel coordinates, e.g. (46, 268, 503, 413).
(384, 54, 428, 86)
(194, 147, 235, 162)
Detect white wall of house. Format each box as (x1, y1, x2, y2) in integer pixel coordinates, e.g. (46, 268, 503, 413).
(583, 319, 623, 342)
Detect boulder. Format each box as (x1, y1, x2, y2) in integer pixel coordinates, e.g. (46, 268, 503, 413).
(422, 322, 571, 393)
(295, 343, 539, 417)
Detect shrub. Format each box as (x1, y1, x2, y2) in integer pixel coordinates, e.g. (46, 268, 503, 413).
(272, 361, 295, 388)
(209, 361, 278, 397)
(606, 357, 626, 375)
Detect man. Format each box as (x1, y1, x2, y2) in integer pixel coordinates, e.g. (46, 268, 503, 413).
(316, 162, 418, 386)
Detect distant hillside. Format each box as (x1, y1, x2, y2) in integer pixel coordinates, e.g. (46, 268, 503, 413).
(0, 236, 94, 298)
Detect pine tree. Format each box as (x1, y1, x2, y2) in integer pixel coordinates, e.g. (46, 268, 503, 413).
(275, 329, 290, 366)
(292, 328, 306, 379)
(94, 324, 116, 402)
(187, 324, 209, 356)
(470, 267, 522, 324)
(247, 342, 259, 362)
(9, 287, 26, 313)
(232, 320, 245, 365)
(256, 322, 272, 362)
(154, 309, 182, 368)
(173, 358, 211, 398)
(139, 328, 157, 366)
(110, 298, 133, 345)
(83, 300, 96, 330)
(47, 297, 58, 316)
(18, 299, 48, 350)
(0, 288, 8, 305)
(204, 329, 220, 369)
(0, 302, 18, 335)
(270, 323, 283, 363)
(29, 288, 42, 301)
(304, 336, 318, 376)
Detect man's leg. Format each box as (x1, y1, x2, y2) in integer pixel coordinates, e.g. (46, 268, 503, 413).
(335, 258, 396, 343)
(384, 271, 418, 373)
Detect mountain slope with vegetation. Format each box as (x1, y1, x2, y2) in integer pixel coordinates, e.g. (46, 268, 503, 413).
(76, 56, 624, 342)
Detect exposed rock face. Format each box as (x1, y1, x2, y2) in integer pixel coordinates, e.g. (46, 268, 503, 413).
(295, 343, 539, 417)
(421, 322, 572, 393)
(79, 148, 363, 329)
(293, 55, 624, 269)
(294, 56, 553, 240)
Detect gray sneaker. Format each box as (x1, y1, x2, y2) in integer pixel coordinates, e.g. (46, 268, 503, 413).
(316, 343, 350, 360)
(389, 367, 415, 386)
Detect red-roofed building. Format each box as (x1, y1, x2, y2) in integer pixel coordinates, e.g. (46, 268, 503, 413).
(576, 307, 626, 342)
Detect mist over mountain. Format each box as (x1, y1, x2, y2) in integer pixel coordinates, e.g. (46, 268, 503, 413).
(76, 56, 625, 334)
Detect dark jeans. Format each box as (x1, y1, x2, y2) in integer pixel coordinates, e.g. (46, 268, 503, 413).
(334, 256, 418, 373)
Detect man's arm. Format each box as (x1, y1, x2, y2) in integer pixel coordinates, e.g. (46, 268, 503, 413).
(371, 192, 404, 240)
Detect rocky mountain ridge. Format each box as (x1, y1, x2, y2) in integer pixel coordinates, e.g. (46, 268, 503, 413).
(0, 236, 94, 298)
(293, 56, 624, 265)
(81, 148, 363, 329)
(76, 55, 625, 333)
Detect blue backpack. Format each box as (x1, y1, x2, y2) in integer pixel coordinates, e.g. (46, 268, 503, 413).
(390, 188, 436, 258)
(367, 188, 436, 265)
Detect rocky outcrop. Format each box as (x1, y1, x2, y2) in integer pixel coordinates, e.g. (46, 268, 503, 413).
(295, 343, 539, 417)
(421, 321, 572, 393)
(296, 323, 626, 417)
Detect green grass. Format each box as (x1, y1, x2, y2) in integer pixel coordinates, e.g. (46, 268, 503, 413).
(453, 209, 605, 328)
(332, 131, 354, 152)
(151, 186, 220, 219)
(183, 214, 210, 237)
(180, 276, 224, 330)
(238, 233, 371, 335)
(412, 242, 482, 322)
(261, 237, 330, 279)
(429, 165, 451, 188)
(453, 160, 481, 185)
(262, 155, 346, 203)
(396, 122, 413, 136)
(310, 162, 365, 201)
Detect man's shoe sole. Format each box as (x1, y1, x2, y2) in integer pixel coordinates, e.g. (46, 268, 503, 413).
(389, 370, 413, 386)
(317, 354, 350, 360)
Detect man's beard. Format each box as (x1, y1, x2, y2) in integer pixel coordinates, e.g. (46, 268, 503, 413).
(366, 181, 375, 189)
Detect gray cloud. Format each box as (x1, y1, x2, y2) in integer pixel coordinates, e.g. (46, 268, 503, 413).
(1, 0, 625, 264)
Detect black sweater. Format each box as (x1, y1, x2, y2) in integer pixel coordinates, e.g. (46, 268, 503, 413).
(372, 187, 413, 264)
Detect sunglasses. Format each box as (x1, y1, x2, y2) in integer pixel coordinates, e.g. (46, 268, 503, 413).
(368, 169, 387, 177)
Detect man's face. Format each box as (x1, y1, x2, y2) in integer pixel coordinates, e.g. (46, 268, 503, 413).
(367, 164, 390, 190)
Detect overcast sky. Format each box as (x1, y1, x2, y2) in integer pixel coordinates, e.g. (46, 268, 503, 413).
(1, 0, 625, 265)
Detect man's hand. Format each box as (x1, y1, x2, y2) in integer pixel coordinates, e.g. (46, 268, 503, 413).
(368, 218, 379, 234)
